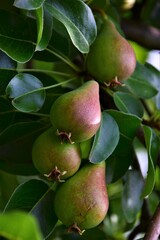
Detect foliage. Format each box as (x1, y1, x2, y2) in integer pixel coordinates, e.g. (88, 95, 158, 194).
(0, 0, 160, 240)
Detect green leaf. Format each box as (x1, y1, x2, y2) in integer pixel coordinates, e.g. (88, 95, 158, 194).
(45, 0, 97, 53)
(0, 122, 47, 175)
(0, 10, 35, 63)
(14, 0, 45, 10)
(106, 135, 134, 183)
(89, 112, 119, 163)
(4, 179, 58, 238)
(142, 126, 156, 197)
(36, 6, 53, 51)
(106, 110, 141, 139)
(126, 62, 158, 99)
(4, 180, 48, 212)
(145, 63, 160, 109)
(113, 92, 144, 118)
(0, 50, 17, 94)
(0, 211, 43, 240)
(6, 73, 46, 112)
(122, 170, 144, 223)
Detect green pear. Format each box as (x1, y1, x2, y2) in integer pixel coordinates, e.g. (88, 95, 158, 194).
(54, 161, 109, 233)
(50, 80, 101, 143)
(86, 17, 136, 83)
(32, 127, 81, 181)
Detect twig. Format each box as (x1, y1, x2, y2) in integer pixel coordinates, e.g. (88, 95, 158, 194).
(144, 203, 160, 240)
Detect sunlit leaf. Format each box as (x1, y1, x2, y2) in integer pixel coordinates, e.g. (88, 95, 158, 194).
(36, 6, 53, 51)
(142, 126, 156, 197)
(14, 0, 45, 10)
(45, 0, 97, 53)
(4, 179, 58, 238)
(0, 211, 43, 240)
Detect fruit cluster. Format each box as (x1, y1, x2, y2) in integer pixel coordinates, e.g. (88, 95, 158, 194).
(32, 16, 136, 234)
(32, 80, 109, 234)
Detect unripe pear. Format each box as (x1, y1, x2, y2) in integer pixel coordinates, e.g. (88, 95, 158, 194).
(54, 161, 109, 234)
(32, 127, 81, 181)
(50, 80, 101, 143)
(86, 17, 136, 83)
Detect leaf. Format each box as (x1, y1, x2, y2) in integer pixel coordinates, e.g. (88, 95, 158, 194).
(122, 170, 144, 223)
(145, 63, 160, 109)
(6, 73, 46, 112)
(4, 179, 58, 238)
(14, 0, 45, 10)
(0, 121, 47, 175)
(106, 110, 141, 139)
(0, 50, 17, 94)
(142, 126, 156, 197)
(0, 211, 43, 240)
(113, 92, 144, 118)
(0, 10, 34, 63)
(106, 135, 134, 183)
(89, 112, 119, 163)
(45, 0, 97, 53)
(36, 6, 53, 51)
(126, 62, 158, 99)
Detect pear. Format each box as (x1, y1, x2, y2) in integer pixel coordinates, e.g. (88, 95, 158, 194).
(54, 161, 109, 233)
(50, 80, 101, 143)
(32, 127, 81, 181)
(86, 17, 136, 83)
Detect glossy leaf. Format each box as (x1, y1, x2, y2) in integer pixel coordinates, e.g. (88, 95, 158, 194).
(106, 110, 141, 139)
(89, 112, 119, 163)
(122, 170, 144, 223)
(6, 73, 46, 112)
(4, 179, 58, 238)
(36, 6, 53, 51)
(45, 0, 97, 53)
(106, 135, 134, 183)
(14, 0, 45, 10)
(113, 92, 144, 118)
(0, 10, 34, 62)
(126, 63, 158, 99)
(0, 122, 47, 175)
(0, 50, 17, 94)
(142, 126, 156, 197)
(0, 211, 43, 240)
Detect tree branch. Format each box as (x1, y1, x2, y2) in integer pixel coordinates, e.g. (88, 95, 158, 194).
(121, 19, 160, 50)
(144, 203, 160, 240)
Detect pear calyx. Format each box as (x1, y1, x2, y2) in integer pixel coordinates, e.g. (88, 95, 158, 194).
(54, 162, 109, 232)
